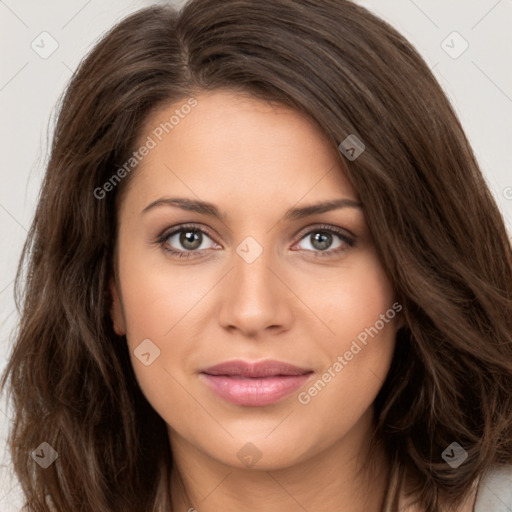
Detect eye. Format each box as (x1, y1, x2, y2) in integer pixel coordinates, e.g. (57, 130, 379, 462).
(156, 223, 355, 260)
(158, 224, 219, 259)
(294, 225, 354, 257)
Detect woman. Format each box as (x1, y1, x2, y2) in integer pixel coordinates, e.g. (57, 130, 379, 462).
(2, 0, 511, 511)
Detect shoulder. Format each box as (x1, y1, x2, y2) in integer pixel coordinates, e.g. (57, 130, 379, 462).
(474, 465, 512, 512)
(398, 465, 512, 512)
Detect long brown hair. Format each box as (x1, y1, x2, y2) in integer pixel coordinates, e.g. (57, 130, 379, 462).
(2, 1, 512, 511)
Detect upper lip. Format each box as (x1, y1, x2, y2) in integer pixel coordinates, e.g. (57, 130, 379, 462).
(201, 359, 312, 378)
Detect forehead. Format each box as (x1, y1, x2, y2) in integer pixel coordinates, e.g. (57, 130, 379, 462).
(122, 90, 358, 214)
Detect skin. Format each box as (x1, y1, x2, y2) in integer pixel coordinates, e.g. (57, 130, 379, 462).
(109, 90, 408, 511)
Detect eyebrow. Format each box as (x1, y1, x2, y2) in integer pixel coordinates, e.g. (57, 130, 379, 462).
(141, 197, 362, 220)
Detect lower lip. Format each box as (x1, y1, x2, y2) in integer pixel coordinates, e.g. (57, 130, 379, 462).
(200, 373, 312, 406)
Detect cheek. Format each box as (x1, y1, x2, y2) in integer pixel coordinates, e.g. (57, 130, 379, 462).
(117, 250, 209, 428)
(309, 250, 397, 349)
(294, 331, 395, 459)
(115, 241, 219, 407)
(293, 251, 398, 428)
(117, 237, 208, 344)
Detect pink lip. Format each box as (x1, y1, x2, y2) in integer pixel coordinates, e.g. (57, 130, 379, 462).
(200, 359, 313, 406)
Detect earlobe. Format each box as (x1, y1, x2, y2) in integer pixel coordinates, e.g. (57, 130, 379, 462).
(393, 301, 407, 331)
(396, 313, 406, 331)
(109, 277, 126, 336)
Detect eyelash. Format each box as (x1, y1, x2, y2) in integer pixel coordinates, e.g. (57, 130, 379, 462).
(156, 223, 355, 260)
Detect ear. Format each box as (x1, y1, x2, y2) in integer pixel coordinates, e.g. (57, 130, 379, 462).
(109, 276, 126, 336)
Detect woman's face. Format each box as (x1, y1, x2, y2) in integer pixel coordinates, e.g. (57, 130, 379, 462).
(110, 90, 402, 470)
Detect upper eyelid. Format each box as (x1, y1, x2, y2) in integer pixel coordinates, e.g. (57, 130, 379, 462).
(163, 223, 217, 241)
(295, 223, 355, 240)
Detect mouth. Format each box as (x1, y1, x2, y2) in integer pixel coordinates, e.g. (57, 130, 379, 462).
(199, 359, 313, 406)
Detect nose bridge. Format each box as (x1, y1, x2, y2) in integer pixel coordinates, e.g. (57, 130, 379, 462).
(232, 235, 277, 308)
(218, 234, 292, 335)
(235, 237, 273, 295)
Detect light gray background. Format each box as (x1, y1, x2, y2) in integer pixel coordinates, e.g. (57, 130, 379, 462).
(1, 0, 511, 508)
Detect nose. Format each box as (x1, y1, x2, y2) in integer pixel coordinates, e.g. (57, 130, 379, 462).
(217, 241, 294, 338)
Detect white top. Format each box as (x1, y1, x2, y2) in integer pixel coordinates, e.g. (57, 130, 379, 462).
(474, 465, 512, 511)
